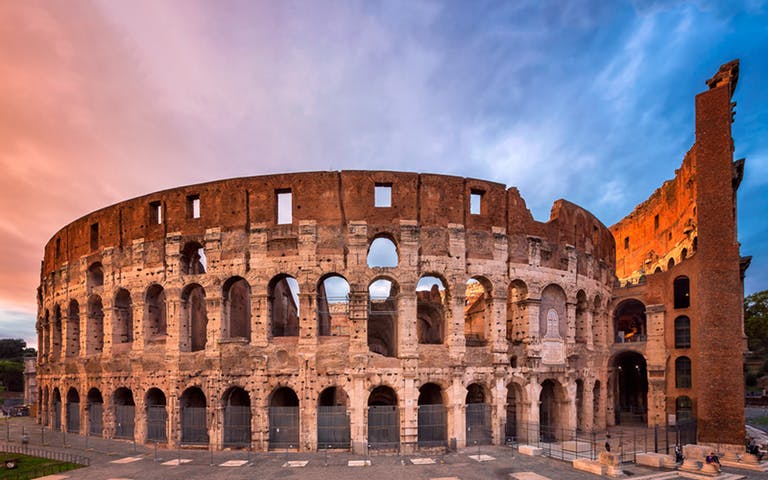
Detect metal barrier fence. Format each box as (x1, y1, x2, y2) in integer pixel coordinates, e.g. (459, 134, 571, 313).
(146, 406, 167, 442)
(268, 406, 299, 449)
(66, 403, 80, 433)
(317, 406, 350, 449)
(367, 405, 399, 450)
(466, 403, 492, 445)
(114, 405, 135, 439)
(181, 406, 208, 445)
(505, 421, 697, 463)
(417, 405, 447, 448)
(223, 405, 251, 447)
(89, 403, 103, 436)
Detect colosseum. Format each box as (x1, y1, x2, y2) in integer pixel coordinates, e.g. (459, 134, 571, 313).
(35, 61, 748, 455)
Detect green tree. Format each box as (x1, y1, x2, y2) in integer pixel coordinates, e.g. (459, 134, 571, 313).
(0, 338, 26, 360)
(0, 359, 23, 391)
(745, 290, 768, 355)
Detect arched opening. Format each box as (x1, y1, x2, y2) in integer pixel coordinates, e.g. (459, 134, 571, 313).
(223, 277, 251, 340)
(87, 295, 104, 355)
(113, 387, 135, 439)
(592, 296, 603, 345)
(52, 305, 62, 359)
(52, 388, 62, 430)
(681, 248, 688, 260)
(317, 387, 350, 449)
(42, 387, 49, 427)
(269, 387, 299, 449)
(464, 277, 491, 346)
(66, 387, 80, 433)
(367, 386, 399, 449)
(66, 300, 80, 357)
(368, 279, 398, 357)
(87, 388, 103, 436)
(692, 236, 698, 252)
(182, 284, 207, 351)
(145, 388, 167, 442)
(145, 284, 167, 338)
(575, 291, 588, 343)
(674, 316, 691, 348)
(367, 236, 398, 268)
(417, 383, 446, 448)
(180, 387, 208, 445)
(539, 379, 564, 442)
(180, 241, 206, 275)
(505, 383, 522, 443)
(673, 276, 690, 309)
(416, 276, 446, 344)
(40, 311, 49, 359)
(223, 387, 251, 447)
(317, 274, 349, 337)
(675, 356, 692, 388)
(269, 275, 300, 337)
(575, 379, 584, 431)
(654, 266, 662, 274)
(540, 284, 566, 340)
(87, 262, 104, 288)
(667, 258, 675, 270)
(611, 351, 648, 425)
(507, 280, 528, 343)
(613, 299, 646, 343)
(113, 288, 133, 346)
(675, 396, 693, 424)
(466, 383, 492, 445)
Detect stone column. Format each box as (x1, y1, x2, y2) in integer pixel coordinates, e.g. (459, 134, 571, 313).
(451, 373, 466, 448)
(398, 290, 417, 358)
(350, 373, 366, 454)
(492, 372, 506, 444)
(524, 379, 542, 444)
(402, 374, 417, 452)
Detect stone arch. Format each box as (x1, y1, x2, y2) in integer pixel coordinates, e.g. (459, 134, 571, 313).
(466, 382, 492, 445)
(66, 300, 80, 357)
(113, 387, 136, 439)
(667, 257, 675, 269)
(367, 235, 398, 268)
(417, 383, 446, 447)
(673, 276, 690, 309)
(674, 316, 691, 348)
(87, 262, 104, 288)
(610, 351, 648, 425)
(180, 386, 208, 445)
(317, 273, 350, 336)
(368, 277, 398, 357)
(181, 283, 207, 351)
(52, 387, 62, 430)
(180, 241, 206, 275)
(507, 279, 528, 343)
(367, 385, 399, 448)
(465, 276, 492, 346)
(416, 275, 447, 344)
(223, 276, 251, 340)
(317, 386, 351, 449)
(268, 387, 299, 449)
(66, 387, 80, 433)
(505, 381, 524, 442)
(269, 274, 300, 337)
(613, 299, 646, 343)
(681, 248, 688, 260)
(575, 379, 585, 431)
(86, 295, 104, 355)
(144, 284, 167, 338)
(592, 295, 603, 345)
(87, 388, 103, 436)
(575, 290, 588, 343)
(539, 379, 567, 441)
(222, 386, 251, 447)
(51, 304, 62, 359)
(113, 288, 133, 346)
(145, 388, 167, 442)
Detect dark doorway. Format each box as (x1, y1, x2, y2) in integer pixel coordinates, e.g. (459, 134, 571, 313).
(223, 387, 251, 447)
(317, 387, 350, 449)
(180, 387, 208, 445)
(466, 383, 492, 445)
(367, 386, 399, 449)
(269, 387, 299, 449)
(145, 388, 167, 442)
(87, 388, 103, 436)
(612, 351, 648, 425)
(114, 388, 135, 439)
(417, 383, 446, 448)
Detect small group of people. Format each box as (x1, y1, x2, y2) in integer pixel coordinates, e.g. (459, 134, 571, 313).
(746, 437, 764, 461)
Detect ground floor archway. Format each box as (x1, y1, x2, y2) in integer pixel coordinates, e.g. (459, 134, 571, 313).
(611, 351, 648, 425)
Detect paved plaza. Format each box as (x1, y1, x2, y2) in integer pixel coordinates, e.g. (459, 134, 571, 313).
(1, 417, 765, 480)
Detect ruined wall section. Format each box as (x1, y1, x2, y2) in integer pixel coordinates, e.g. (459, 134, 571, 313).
(610, 153, 698, 284)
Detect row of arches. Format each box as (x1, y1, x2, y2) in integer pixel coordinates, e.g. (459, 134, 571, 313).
(40, 273, 608, 360)
(39, 377, 595, 449)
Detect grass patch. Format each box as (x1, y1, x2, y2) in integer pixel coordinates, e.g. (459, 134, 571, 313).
(0, 452, 82, 479)
(749, 416, 768, 427)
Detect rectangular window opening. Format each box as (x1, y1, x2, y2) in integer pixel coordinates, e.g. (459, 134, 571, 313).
(654, 214, 659, 231)
(470, 190, 483, 215)
(624, 237, 630, 250)
(187, 195, 200, 219)
(55, 238, 61, 259)
(90, 223, 99, 251)
(150, 201, 162, 225)
(276, 190, 292, 224)
(374, 183, 392, 208)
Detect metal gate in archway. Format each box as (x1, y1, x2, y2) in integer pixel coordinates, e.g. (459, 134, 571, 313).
(181, 406, 208, 445)
(466, 403, 492, 445)
(89, 403, 103, 436)
(223, 405, 251, 447)
(66, 403, 80, 433)
(317, 406, 350, 449)
(418, 404, 447, 448)
(146, 406, 167, 442)
(268, 406, 299, 449)
(115, 405, 135, 439)
(53, 401, 61, 430)
(368, 405, 399, 449)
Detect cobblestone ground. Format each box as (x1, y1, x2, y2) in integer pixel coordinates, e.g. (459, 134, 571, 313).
(1, 416, 765, 480)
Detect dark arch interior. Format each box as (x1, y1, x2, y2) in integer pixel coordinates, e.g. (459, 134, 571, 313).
(270, 387, 299, 407)
(368, 386, 397, 406)
(224, 387, 251, 407)
(466, 383, 485, 403)
(417, 383, 443, 405)
(114, 387, 135, 406)
(318, 386, 348, 407)
(87, 388, 103, 404)
(67, 388, 79, 403)
(145, 388, 166, 406)
(612, 351, 648, 425)
(614, 299, 646, 343)
(181, 387, 206, 408)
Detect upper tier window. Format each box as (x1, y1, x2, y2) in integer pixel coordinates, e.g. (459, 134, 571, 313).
(276, 190, 292, 224)
(187, 195, 201, 219)
(470, 190, 483, 215)
(374, 184, 392, 207)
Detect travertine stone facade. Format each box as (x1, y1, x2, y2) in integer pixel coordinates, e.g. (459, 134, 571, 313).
(35, 61, 747, 453)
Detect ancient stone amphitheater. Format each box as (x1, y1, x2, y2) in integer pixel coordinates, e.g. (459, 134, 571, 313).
(35, 61, 748, 454)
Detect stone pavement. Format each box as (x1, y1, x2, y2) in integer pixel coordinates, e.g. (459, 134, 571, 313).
(1, 417, 765, 480)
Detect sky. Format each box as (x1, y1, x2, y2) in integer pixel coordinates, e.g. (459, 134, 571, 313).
(1, 0, 767, 346)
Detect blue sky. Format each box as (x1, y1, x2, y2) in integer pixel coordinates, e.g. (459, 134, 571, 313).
(0, 0, 766, 345)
